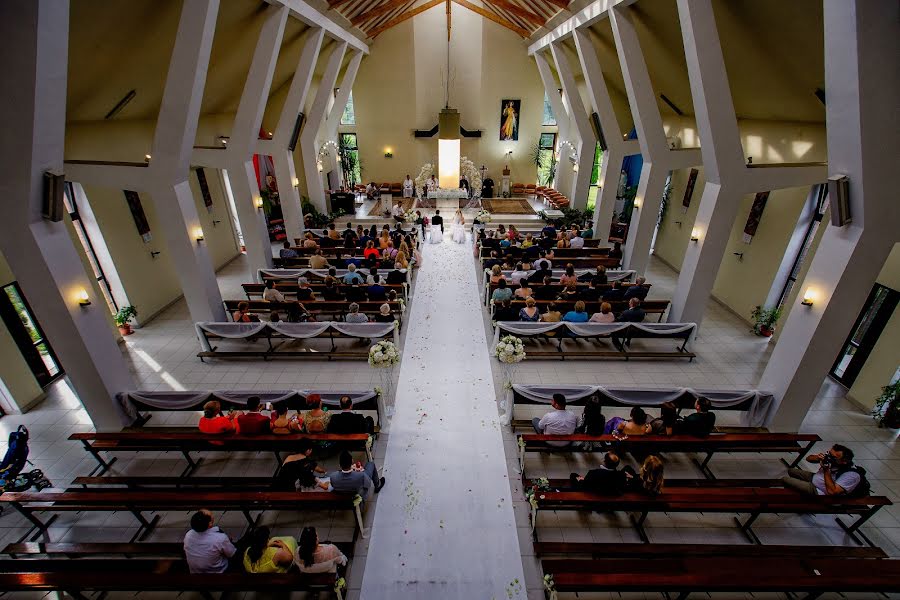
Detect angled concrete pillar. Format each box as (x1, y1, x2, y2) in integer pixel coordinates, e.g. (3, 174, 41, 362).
(759, 0, 900, 430)
(149, 0, 224, 322)
(550, 41, 596, 210)
(326, 49, 363, 141)
(534, 51, 570, 192)
(301, 41, 347, 212)
(269, 28, 324, 244)
(0, 0, 131, 431)
(226, 5, 289, 270)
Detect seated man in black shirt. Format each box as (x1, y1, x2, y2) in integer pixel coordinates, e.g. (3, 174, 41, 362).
(624, 276, 650, 301)
(675, 397, 716, 436)
(569, 452, 626, 495)
(328, 395, 375, 434)
(616, 297, 645, 323)
(494, 299, 519, 322)
(533, 276, 558, 301)
(532, 261, 552, 282)
(580, 279, 602, 301)
(344, 281, 368, 303)
(601, 281, 625, 302)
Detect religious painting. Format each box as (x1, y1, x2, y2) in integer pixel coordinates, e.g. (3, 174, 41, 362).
(195, 167, 213, 213)
(681, 168, 699, 213)
(500, 99, 521, 141)
(123, 190, 152, 243)
(742, 191, 770, 243)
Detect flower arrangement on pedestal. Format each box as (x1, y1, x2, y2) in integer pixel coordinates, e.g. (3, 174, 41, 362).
(414, 163, 434, 196)
(475, 209, 492, 224)
(414, 158, 483, 198)
(403, 209, 417, 223)
(494, 335, 525, 422)
(369, 340, 401, 419)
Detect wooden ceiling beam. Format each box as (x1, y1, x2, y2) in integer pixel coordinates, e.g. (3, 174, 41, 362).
(451, 0, 529, 37)
(351, 0, 414, 26)
(536, 0, 569, 10)
(368, 0, 443, 37)
(328, 0, 357, 9)
(366, 2, 412, 32)
(483, 0, 544, 27)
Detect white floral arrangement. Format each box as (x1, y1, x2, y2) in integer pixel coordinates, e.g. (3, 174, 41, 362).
(414, 163, 434, 195)
(403, 209, 417, 223)
(414, 158, 482, 197)
(368, 340, 400, 368)
(494, 335, 525, 364)
(475, 209, 492, 224)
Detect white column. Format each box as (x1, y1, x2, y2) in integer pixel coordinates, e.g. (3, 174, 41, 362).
(148, 0, 224, 323)
(0, 0, 131, 431)
(759, 0, 900, 430)
(534, 51, 569, 191)
(550, 41, 595, 210)
(271, 28, 324, 244)
(226, 5, 289, 270)
(300, 41, 347, 212)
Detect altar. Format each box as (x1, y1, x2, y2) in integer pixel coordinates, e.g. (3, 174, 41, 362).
(426, 188, 469, 212)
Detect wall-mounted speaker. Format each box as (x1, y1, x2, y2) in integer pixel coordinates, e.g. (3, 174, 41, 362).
(42, 171, 65, 222)
(590, 112, 607, 151)
(288, 112, 305, 152)
(828, 174, 851, 227)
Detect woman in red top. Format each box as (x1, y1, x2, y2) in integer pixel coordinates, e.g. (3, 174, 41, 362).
(363, 240, 381, 261)
(198, 400, 239, 434)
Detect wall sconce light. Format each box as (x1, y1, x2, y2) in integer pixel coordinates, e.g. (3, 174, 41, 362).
(292, 177, 300, 187)
(77, 289, 91, 307)
(193, 227, 204, 243)
(633, 198, 641, 209)
(255, 197, 264, 209)
(217, 136, 229, 147)
(572, 163, 579, 173)
(144, 154, 152, 163)
(801, 288, 816, 306)
(690, 227, 701, 242)
(623, 133, 629, 139)
(384, 148, 393, 158)
(316, 161, 323, 173)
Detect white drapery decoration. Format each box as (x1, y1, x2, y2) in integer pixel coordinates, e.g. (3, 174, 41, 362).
(500, 384, 775, 427)
(195, 322, 399, 352)
(492, 321, 695, 345)
(258, 268, 408, 283)
(482, 269, 635, 301)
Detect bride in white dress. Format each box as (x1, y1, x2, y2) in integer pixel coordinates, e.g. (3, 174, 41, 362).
(451, 208, 466, 244)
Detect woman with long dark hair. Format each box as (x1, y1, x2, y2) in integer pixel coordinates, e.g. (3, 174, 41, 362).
(295, 526, 348, 573)
(242, 526, 296, 573)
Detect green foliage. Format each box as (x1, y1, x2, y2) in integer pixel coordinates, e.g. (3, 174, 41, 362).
(259, 188, 278, 217)
(750, 305, 783, 335)
(873, 381, 900, 426)
(114, 305, 138, 327)
(538, 207, 592, 229)
(301, 198, 346, 229)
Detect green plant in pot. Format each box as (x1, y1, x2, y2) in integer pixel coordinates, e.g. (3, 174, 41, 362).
(873, 381, 900, 429)
(115, 305, 138, 336)
(750, 305, 782, 337)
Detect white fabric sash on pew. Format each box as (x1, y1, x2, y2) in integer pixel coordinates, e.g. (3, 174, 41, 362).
(195, 321, 399, 352)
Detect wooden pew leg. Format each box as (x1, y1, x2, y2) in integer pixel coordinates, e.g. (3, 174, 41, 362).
(64, 589, 90, 600)
(674, 593, 690, 600)
(10, 502, 57, 542)
(801, 593, 823, 600)
(691, 452, 716, 480)
(735, 512, 762, 545)
(129, 509, 161, 542)
(783, 440, 817, 469)
(179, 451, 203, 478)
(82, 440, 117, 476)
(836, 505, 882, 547)
(630, 511, 649, 543)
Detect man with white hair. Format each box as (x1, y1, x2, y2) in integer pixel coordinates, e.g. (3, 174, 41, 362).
(624, 276, 649, 301)
(341, 264, 364, 285)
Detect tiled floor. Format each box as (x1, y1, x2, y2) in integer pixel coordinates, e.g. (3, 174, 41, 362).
(0, 246, 897, 600)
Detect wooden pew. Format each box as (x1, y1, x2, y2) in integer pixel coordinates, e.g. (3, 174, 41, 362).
(68, 431, 372, 477)
(3, 541, 184, 559)
(243, 281, 408, 300)
(222, 299, 404, 327)
(530, 486, 891, 546)
(517, 432, 820, 479)
(541, 556, 900, 598)
(0, 489, 363, 544)
(490, 298, 669, 323)
(481, 255, 621, 269)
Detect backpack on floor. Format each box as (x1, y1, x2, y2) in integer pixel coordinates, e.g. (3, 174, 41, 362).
(0, 425, 29, 485)
(1, 469, 52, 493)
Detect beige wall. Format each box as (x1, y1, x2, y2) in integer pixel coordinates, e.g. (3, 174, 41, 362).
(0, 255, 44, 413)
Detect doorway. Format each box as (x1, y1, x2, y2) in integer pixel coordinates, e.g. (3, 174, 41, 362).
(830, 283, 899, 387)
(0, 283, 63, 387)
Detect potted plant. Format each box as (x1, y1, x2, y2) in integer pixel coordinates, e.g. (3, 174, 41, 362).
(873, 381, 900, 428)
(750, 305, 782, 337)
(115, 305, 138, 336)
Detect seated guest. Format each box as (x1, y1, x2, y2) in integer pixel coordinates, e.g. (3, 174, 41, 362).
(519, 297, 541, 322)
(343, 232, 358, 250)
(345, 303, 369, 323)
(569, 451, 626, 495)
(580, 279, 602, 301)
(616, 297, 646, 322)
(327, 223, 340, 240)
(386, 268, 407, 285)
(674, 397, 716, 436)
(494, 299, 519, 322)
(183, 509, 236, 573)
(270, 404, 302, 434)
(295, 277, 316, 302)
(569, 232, 584, 249)
(489, 265, 506, 284)
(243, 527, 296, 573)
(499, 236, 512, 250)
(232, 301, 257, 323)
(332, 252, 350, 269)
(592, 265, 608, 286)
(541, 222, 556, 239)
(363, 240, 381, 261)
(509, 263, 529, 285)
(328, 450, 385, 499)
(624, 276, 650, 301)
(295, 526, 349, 574)
(263, 279, 285, 303)
(589, 302, 616, 323)
(329, 395, 375, 434)
(557, 283, 579, 302)
(302, 394, 331, 432)
(535, 254, 552, 272)
(606, 406, 652, 436)
(368, 275, 387, 301)
(609, 241, 623, 260)
(651, 402, 678, 435)
(532, 393, 578, 447)
(514, 277, 533, 300)
(521, 233, 535, 249)
(581, 221, 594, 238)
(374, 303, 394, 323)
(275, 438, 326, 490)
(781, 444, 862, 497)
(541, 301, 562, 323)
(344, 281, 367, 303)
(534, 276, 557, 301)
(302, 232, 318, 249)
(287, 302, 313, 323)
(342, 264, 365, 285)
(236, 396, 271, 435)
(199, 400, 237, 434)
(501, 255, 517, 270)
(484, 250, 502, 270)
(491, 279, 513, 303)
(602, 281, 625, 302)
(345, 254, 362, 269)
(623, 455, 665, 495)
(366, 267, 380, 285)
(321, 277, 344, 300)
(309, 249, 329, 269)
(575, 396, 606, 438)
(279, 241, 298, 259)
(556, 234, 570, 249)
(382, 240, 398, 260)
(563, 300, 590, 323)
(342, 222, 355, 239)
(395, 251, 409, 269)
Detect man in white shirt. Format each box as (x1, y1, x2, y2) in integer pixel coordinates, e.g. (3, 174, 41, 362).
(569, 234, 584, 249)
(532, 393, 578, 447)
(391, 201, 405, 223)
(262, 280, 285, 303)
(183, 509, 236, 573)
(782, 444, 863, 496)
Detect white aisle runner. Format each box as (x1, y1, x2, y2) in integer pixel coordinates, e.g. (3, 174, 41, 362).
(360, 233, 526, 599)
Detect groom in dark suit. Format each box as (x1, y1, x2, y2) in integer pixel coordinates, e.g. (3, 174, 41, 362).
(431, 210, 444, 233)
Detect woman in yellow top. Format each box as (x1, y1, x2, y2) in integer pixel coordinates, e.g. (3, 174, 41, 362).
(243, 527, 297, 573)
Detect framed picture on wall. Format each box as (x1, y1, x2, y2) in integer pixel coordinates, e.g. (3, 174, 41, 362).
(196, 168, 213, 213)
(742, 191, 770, 243)
(500, 99, 521, 141)
(681, 168, 699, 213)
(123, 190, 152, 243)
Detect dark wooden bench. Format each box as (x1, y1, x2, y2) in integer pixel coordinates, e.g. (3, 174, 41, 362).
(541, 556, 900, 598)
(69, 431, 372, 477)
(479, 246, 611, 258)
(2, 539, 353, 559)
(517, 432, 820, 479)
(490, 298, 669, 323)
(222, 299, 404, 328)
(243, 281, 408, 300)
(482, 255, 621, 269)
(0, 489, 362, 544)
(534, 540, 889, 558)
(530, 487, 891, 546)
